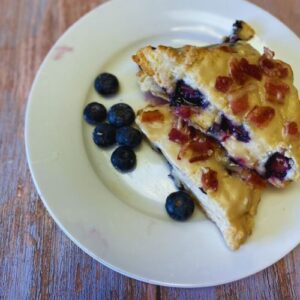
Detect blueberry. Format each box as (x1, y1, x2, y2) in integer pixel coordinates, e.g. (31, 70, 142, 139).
(265, 153, 292, 180)
(93, 123, 116, 147)
(111, 146, 136, 172)
(170, 80, 209, 109)
(165, 191, 195, 221)
(94, 73, 119, 97)
(108, 103, 135, 127)
(231, 124, 250, 142)
(208, 115, 250, 143)
(83, 102, 107, 125)
(116, 126, 142, 148)
(207, 123, 222, 139)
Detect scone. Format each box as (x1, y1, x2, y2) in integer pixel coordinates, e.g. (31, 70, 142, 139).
(136, 104, 263, 250)
(133, 42, 300, 188)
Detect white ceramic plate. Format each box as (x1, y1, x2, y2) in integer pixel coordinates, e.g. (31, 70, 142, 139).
(25, 0, 300, 287)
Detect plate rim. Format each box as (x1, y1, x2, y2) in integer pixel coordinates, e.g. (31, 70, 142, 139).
(25, 0, 300, 287)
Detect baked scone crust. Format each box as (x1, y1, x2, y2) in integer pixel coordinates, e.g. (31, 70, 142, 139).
(136, 104, 262, 250)
(133, 42, 300, 187)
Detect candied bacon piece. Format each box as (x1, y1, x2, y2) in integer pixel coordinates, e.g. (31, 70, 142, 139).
(230, 59, 248, 85)
(230, 94, 249, 115)
(265, 80, 290, 104)
(277, 65, 289, 79)
(188, 140, 214, 163)
(230, 58, 262, 84)
(168, 128, 189, 145)
(201, 168, 218, 192)
(260, 60, 289, 78)
(242, 171, 267, 188)
(141, 110, 164, 123)
(174, 106, 192, 119)
(239, 58, 262, 80)
(188, 140, 214, 153)
(259, 57, 275, 71)
(215, 76, 233, 93)
(259, 48, 289, 79)
(247, 106, 275, 128)
(284, 121, 299, 136)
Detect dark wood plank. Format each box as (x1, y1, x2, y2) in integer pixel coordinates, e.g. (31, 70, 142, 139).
(0, 0, 299, 299)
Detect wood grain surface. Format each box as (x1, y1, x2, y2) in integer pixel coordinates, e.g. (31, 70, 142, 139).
(0, 0, 299, 299)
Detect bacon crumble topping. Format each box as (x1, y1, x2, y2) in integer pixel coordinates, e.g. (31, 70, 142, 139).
(284, 121, 299, 136)
(230, 94, 249, 115)
(265, 80, 290, 104)
(247, 106, 275, 128)
(201, 168, 218, 192)
(215, 76, 233, 93)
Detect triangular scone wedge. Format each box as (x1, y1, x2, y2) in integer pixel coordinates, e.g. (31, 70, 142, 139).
(136, 104, 263, 250)
(133, 42, 300, 188)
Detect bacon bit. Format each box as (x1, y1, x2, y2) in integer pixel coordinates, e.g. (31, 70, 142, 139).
(284, 121, 299, 136)
(247, 106, 275, 128)
(265, 80, 290, 104)
(239, 58, 262, 81)
(189, 140, 214, 153)
(215, 76, 233, 93)
(230, 59, 248, 85)
(277, 64, 289, 79)
(260, 60, 289, 79)
(259, 48, 289, 79)
(259, 57, 275, 71)
(230, 94, 249, 115)
(188, 140, 214, 163)
(174, 106, 192, 119)
(245, 171, 267, 188)
(201, 168, 218, 192)
(141, 110, 164, 123)
(168, 128, 189, 145)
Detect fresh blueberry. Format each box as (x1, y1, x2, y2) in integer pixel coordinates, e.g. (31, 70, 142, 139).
(116, 126, 142, 148)
(93, 123, 116, 147)
(107, 103, 135, 127)
(265, 153, 292, 180)
(165, 191, 195, 221)
(170, 80, 209, 109)
(94, 73, 119, 97)
(83, 102, 107, 125)
(111, 146, 136, 172)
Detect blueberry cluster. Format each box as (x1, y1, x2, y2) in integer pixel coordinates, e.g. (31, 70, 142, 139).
(83, 73, 142, 172)
(84, 72, 195, 221)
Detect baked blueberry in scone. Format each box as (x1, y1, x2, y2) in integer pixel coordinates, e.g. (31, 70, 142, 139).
(133, 41, 300, 188)
(136, 104, 263, 250)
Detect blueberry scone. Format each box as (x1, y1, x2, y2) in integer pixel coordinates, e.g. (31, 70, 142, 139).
(133, 42, 300, 188)
(136, 104, 263, 250)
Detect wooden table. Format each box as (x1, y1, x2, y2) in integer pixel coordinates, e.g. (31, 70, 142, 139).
(1, 0, 299, 298)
